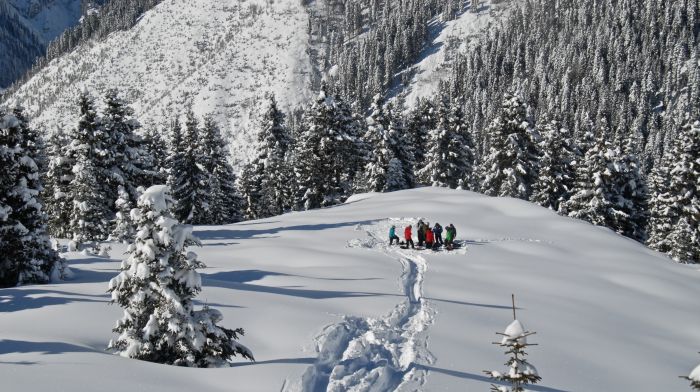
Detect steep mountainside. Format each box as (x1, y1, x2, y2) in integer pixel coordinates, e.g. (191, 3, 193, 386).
(0, 0, 85, 88)
(7, 0, 314, 165)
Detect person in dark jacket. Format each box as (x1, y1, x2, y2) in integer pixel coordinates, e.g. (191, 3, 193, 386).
(416, 220, 426, 247)
(433, 223, 443, 245)
(404, 225, 415, 249)
(389, 225, 400, 245)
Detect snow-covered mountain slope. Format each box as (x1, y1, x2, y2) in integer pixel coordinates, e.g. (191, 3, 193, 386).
(0, 0, 85, 88)
(399, 0, 518, 107)
(2, 188, 699, 391)
(8, 0, 313, 165)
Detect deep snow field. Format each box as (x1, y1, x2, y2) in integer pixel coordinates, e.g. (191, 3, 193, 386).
(2, 188, 700, 391)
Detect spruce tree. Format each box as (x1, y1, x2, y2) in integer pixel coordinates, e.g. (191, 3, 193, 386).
(480, 94, 538, 199)
(484, 318, 542, 392)
(563, 131, 618, 230)
(418, 97, 476, 189)
(44, 132, 74, 238)
(406, 98, 435, 171)
(109, 185, 135, 243)
(364, 96, 407, 192)
(68, 91, 113, 246)
(102, 89, 154, 200)
(171, 111, 209, 224)
(244, 94, 293, 219)
(531, 121, 576, 212)
(293, 84, 361, 210)
(0, 108, 65, 287)
(664, 120, 700, 262)
(108, 185, 253, 366)
(646, 157, 674, 253)
(199, 115, 242, 224)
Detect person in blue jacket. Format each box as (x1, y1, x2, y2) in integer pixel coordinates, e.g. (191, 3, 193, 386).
(389, 225, 400, 245)
(433, 223, 443, 246)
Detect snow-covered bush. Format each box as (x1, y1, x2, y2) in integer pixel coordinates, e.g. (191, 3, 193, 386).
(108, 185, 253, 367)
(484, 319, 542, 392)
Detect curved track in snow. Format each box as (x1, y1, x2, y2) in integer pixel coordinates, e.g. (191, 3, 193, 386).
(297, 220, 437, 392)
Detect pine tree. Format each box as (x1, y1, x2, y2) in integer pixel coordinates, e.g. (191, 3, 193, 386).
(109, 185, 135, 243)
(68, 91, 113, 246)
(199, 115, 242, 224)
(531, 121, 576, 212)
(611, 136, 648, 241)
(646, 157, 674, 253)
(406, 98, 435, 171)
(684, 358, 700, 390)
(0, 108, 65, 287)
(418, 97, 476, 189)
(171, 111, 209, 224)
(108, 185, 253, 366)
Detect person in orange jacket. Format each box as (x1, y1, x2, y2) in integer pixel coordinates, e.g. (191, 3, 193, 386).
(404, 225, 415, 249)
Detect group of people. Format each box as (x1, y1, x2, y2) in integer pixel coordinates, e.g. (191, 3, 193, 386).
(389, 220, 457, 250)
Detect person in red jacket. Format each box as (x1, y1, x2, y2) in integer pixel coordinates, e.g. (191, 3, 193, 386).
(404, 225, 415, 249)
(425, 227, 434, 249)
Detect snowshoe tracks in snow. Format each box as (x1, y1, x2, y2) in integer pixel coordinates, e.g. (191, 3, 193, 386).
(297, 220, 437, 392)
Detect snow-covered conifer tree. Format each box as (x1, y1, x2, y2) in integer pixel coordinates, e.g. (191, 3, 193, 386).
(418, 97, 476, 189)
(199, 115, 242, 224)
(109, 185, 135, 243)
(646, 157, 674, 253)
(68, 91, 113, 246)
(484, 319, 541, 392)
(0, 108, 65, 287)
(531, 121, 576, 212)
(244, 94, 293, 219)
(685, 360, 700, 390)
(171, 111, 209, 224)
(108, 185, 253, 366)
(479, 94, 538, 198)
(293, 84, 361, 210)
(44, 132, 74, 238)
(562, 131, 618, 230)
(364, 96, 407, 192)
(102, 89, 154, 200)
(663, 119, 700, 262)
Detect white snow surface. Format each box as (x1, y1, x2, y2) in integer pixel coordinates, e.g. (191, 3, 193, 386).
(7, 0, 313, 167)
(2, 187, 700, 391)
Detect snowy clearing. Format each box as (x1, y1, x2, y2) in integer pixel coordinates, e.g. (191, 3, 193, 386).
(2, 188, 700, 391)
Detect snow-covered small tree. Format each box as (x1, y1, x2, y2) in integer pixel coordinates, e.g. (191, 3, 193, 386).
(108, 185, 253, 366)
(109, 185, 135, 243)
(684, 359, 700, 390)
(484, 318, 541, 392)
(479, 94, 538, 198)
(363, 96, 409, 192)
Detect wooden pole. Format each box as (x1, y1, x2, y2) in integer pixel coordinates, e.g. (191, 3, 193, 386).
(512, 294, 516, 320)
